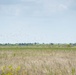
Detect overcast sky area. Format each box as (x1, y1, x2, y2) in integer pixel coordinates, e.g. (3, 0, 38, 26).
(0, 0, 76, 43)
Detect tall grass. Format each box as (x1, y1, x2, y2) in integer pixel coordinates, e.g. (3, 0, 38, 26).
(0, 46, 76, 75)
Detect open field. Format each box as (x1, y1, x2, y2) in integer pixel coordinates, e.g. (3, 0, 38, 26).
(0, 46, 76, 75)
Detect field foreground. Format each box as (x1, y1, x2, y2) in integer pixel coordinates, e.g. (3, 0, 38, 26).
(0, 47, 76, 75)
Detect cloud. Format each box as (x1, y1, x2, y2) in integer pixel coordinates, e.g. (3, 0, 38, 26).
(59, 4, 68, 10)
(0, 0, 74, 17)
(0, 0, 21, 5)
(0, 5, 21, 16)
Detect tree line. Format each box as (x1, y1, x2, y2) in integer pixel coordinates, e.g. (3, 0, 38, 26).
(0, 43, 76, 47)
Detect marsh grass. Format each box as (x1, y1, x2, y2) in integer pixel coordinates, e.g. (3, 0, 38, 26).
(0, 47, 76, 75)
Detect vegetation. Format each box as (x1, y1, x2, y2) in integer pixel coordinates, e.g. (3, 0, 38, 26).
(0, 43, 76, 47)
(0, 45, 76, 75)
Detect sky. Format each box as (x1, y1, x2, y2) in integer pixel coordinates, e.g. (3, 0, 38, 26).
(0, 0, 76, 43)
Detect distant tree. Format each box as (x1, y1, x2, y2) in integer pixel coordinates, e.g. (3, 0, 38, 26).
(50, 43, 54, 45)
(73, 43, 76, 46)
(66, 44, 72, 47)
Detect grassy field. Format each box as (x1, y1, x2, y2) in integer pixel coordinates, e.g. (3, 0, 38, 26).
(0, 46, 76, 75)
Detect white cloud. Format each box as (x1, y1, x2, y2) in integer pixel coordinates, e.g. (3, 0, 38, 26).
(0, 0, 74, 17)
(0, 4, 21, 16)
(59, 4, 68, 10)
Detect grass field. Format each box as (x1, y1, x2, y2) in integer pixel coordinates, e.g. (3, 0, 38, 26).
(0, 46, 76, 75)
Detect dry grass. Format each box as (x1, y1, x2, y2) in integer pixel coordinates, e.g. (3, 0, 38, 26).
(0, 47, 76, 75)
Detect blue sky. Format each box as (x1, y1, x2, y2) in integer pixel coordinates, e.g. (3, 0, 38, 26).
(0, 0, 76, 43)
